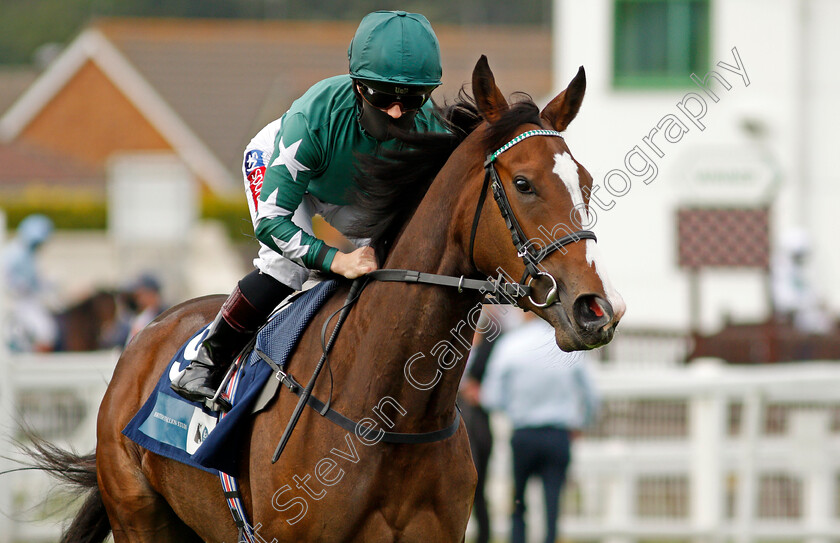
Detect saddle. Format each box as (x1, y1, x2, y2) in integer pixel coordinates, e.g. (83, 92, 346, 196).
(123, 278, 460, 476)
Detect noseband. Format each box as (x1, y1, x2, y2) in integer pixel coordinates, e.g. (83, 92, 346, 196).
(369, 129, 596, 308)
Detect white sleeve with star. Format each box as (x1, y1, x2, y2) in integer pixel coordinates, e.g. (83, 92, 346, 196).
(254, 112, 338, 272)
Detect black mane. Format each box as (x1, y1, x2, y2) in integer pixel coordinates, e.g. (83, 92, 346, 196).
(347, 90, 542, 263)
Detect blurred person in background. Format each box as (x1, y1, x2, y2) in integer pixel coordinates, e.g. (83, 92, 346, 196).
(125, 273, 166, 345)
(459, 326, 498, 543)
(482, 310, 600, 543)
(171, 10, 447, 409)
(771, 227, 833, 334)
(2, 214, 58, 352)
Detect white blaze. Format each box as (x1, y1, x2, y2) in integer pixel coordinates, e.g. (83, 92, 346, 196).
(585, 239, 626, 318)
(552, 152, 590, 227)
(553, 152, 625, 319)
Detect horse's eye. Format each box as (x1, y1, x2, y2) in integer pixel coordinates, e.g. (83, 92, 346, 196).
(513, 176, 533, 194)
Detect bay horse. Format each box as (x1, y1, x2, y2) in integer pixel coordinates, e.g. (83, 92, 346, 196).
(53, 289, 123, 351)
(36, 56, 624, 542)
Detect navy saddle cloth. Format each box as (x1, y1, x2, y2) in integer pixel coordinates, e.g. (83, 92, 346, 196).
(122, 279, 338, 476)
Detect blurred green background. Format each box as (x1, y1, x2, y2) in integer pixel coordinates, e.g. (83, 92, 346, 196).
(0, 0, 550, 66)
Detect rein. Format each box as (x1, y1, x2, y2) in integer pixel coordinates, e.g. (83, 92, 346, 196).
(269, 278, 461, 464)
(271, 279, 365, 463)
(372, 129, 597, 308)
(257, 347, 461, 445)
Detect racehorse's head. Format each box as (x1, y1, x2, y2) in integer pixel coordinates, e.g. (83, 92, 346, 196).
(468, 56, 625, 350)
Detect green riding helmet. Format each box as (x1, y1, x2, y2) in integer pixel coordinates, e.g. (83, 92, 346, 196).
(348, 10, 442, 95)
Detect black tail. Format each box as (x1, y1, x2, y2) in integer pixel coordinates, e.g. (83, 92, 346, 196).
(22, 438, 111, 543)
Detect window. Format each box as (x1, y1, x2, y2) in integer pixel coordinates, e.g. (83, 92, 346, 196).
(613, 0, 710, 88)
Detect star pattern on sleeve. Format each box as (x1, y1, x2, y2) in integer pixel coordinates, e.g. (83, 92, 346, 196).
(270, 138, 310, 181)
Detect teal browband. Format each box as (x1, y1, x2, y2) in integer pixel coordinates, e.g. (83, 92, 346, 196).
(487, 129, 565, 163)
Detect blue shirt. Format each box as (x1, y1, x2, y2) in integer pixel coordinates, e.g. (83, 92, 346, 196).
(3, 239, 42, 297)
(480, 319, 600, 430)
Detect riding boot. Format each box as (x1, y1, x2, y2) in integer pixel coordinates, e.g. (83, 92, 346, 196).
(171, 271, 293, 410)
(169, 294, 256, 410)
(169, 312, 251, 408)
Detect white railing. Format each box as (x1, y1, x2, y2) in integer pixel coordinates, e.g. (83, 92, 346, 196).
(0, 350, 119, 543)
(484, 358, 840, 543)
(2, 350, 840, 543)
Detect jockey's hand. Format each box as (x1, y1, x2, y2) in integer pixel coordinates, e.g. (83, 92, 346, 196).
(330, 246, 378, 279)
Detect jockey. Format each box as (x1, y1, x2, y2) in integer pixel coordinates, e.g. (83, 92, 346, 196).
(172, 10, 447, 408)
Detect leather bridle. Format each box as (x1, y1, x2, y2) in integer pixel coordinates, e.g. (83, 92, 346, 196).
(469, 129, 596, 307)
(370, 129, 596, 308)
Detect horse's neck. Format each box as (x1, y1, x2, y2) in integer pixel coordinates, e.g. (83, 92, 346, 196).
(342, 161, 482, 430)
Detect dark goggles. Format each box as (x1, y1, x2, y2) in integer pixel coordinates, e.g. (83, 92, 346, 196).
(357, 82, 432, 111)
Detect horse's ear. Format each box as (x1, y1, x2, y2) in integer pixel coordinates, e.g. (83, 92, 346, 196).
(541, 66, 586, 132)
(472, 55, 509, 123)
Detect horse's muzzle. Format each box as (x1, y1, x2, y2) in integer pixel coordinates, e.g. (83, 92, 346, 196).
(571, 294, 618, 348)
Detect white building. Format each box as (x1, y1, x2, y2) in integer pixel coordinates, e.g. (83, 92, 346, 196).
(550, 0, 840, 333)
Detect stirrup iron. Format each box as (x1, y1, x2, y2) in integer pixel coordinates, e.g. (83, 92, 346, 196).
(203, 356, 238, 413)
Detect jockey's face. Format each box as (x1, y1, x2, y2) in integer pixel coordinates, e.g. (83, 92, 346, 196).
(356, 82, 431, 112)
(383, 103, 407, 119)
(355, 82, 432, 141)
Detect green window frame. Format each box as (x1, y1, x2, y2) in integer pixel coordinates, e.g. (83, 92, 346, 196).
(613, 0, 710, 88)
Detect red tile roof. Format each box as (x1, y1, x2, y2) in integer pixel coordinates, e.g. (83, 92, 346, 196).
(0, 140, 103, 191)
(1, 17, 550, 193)
(0, 67, 38, 116)
(93, 17, 551, 178)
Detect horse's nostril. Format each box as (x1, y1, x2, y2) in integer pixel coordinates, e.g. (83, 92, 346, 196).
(573, 295, 612, 331)
(588, 297, 604, 318)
